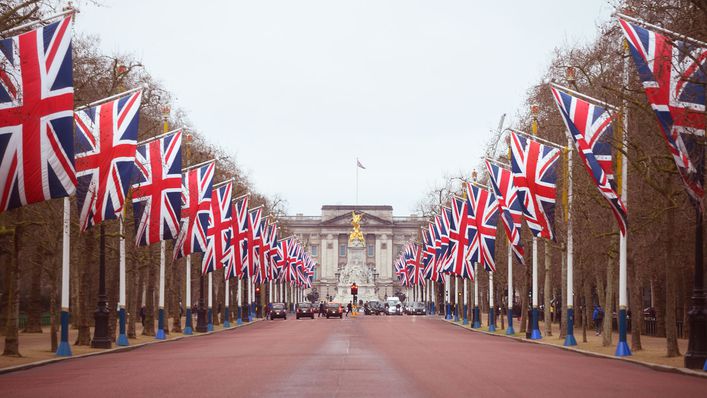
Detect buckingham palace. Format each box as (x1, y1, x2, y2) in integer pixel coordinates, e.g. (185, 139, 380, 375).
(280, 205, 427, 301)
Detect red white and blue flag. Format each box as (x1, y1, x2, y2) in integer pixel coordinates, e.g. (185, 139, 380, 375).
(131, 131, 182, 246)
(247, 206, 264, 281)
(0, 17, 76, 213)
(551, 86, 628, 234)
(228, 194, 249, 279)
(202, 181, 233, 275)
(422, 225, 443, 283)
(620, 19, 705, 208)
(510, 131, 560, 241)
(74, 91, 141, 231)
(466, 183, 500, 272)
(443, 196, 476, 279)
(173, 163, 214, 259)
(486, 160, 525, 265)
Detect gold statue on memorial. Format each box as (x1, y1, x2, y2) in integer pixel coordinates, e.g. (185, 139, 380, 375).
(349, 211, 364, 244)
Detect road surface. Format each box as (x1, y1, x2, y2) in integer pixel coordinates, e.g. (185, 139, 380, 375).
(0, 315, 705, 397)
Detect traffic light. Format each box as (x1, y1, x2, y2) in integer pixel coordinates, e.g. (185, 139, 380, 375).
(350, 283, 358, 296)
(255, 286, 261, 295)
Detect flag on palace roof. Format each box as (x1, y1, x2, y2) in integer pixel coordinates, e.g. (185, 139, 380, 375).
(0, 17, 76, 213)
(74, 91, 141, 231)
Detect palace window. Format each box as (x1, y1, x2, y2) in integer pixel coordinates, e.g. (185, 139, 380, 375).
(367, 244, 374, 257)
(310, 244, 318, 257)
(339, 244, 346, 257)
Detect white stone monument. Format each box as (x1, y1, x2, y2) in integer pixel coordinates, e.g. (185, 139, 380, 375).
(333, 212, 378, 304)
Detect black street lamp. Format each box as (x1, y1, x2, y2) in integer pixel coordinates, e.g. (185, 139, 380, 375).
(91, 224, 111, 348)
(195, 273, 207, 332)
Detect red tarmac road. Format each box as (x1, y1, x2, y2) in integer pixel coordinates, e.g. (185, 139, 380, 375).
(1, 315, 705, 397)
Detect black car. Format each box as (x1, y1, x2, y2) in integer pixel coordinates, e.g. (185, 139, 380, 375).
(296, 302, 315, 319)
(408, 302, 426, 315)
(325, 303, 343, 319)
(270, 302, 287, 320)
(365, 301, 383, 315)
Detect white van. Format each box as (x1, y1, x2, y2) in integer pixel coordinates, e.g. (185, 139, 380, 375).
(385, 297, 402, 315)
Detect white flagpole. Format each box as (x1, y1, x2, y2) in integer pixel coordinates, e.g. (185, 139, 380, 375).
(184, 255, 193, 334)
(444, 274, 451, 319)
(454, 277, 459, 321)
(463, 278, 468, 325)
(117, 217, 128, 346)
(207, 272, 213, 330)
(531, 237, 541, 339)
(565, 137, 577, 346)
(506, 245, 514, 335)
(224, 278, 230, 328)
(489, 271, 496, 331)
(237, 278, 243, 325)
(56, 197, 72, 356)
(473, 265, 480, 328)
(156, 241, 166, 339)
(616, 39, 631, 357)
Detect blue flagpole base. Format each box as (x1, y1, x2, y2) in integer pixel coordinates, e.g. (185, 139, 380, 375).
(184, 308, 193, 335)
(207, 308, 213, 331)
(530, 308, 542, 339)
(506, 326, 515, 335)
(237, 306, 243, 325)
(56, 311, 72, 357)
(507, 310, 514, 335)
(462, 304, 468, 325)
(224, 307, 230, 328)
(445, 303, 452, 320)
(156, 309, 166, 340)
(472, 307, 481, 329)
(117, 308, 128, 346)
(703, 359, 707, 371)
(454, 306, 460, 322)
(564, 333, 577, 346)
(488, 308, 496, 332)
(530, 329, 542, 339)
(615, 341, 631, 357)
(489, 324, 496, 332)
(117, 333, 129, 346)
(56, 341, 72, 357)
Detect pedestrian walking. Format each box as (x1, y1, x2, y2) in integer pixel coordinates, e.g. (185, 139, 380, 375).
(593, 305, 604, 336)
(319, 301, 325, 318)
(347, 301, 352, 317)
(139, 305, 146, 327)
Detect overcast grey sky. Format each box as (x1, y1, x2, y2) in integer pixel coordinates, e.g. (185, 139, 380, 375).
(76, 1, 613, 216)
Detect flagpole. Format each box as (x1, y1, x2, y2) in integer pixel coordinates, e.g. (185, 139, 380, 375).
(444, 274, 451, 319)
(156, 241, 167, 339)
(488, 271, 496, 332)
(236, 278, 243, 325)
(463, 279, 468, 325)
(616, 39, 632, 356)
(454, 277, 459, 322)
(0, 8, 76, 37)
(529, 105, 543, 340)
(207, 272, 213, 331)
(565, 136, 577, 346)
(356, 158, 359, 207)
(224, 278, 231, 328)
(56, 197, 72, 356)
(473, 266, 480, 328)
(506, 245, 515, 335)
(117, 216, 128, 346)
(184, 255, 193, 334)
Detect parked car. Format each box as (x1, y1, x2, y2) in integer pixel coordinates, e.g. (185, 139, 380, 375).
(408, 301, 426, 315)
(325, 303, 343, 319)
(364, 301, 383, 315)
(386, 298, 402, 315)
(270, 302, 287, 320)
(296, 302, 315, 319)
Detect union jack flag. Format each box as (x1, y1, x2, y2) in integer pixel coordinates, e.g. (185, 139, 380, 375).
(173, 163, 214, 259)
(131, 131, 182, 246)
(202, 181, 233, 275)
(404, 243, 424, 286)
(227, 194, 249, 279)
(422, 225, 443, 283)
(276, 237, 294, 283)
(0, 17, 75, 213)
(551, 87, 628, 234)
(486, 160, 525, 265)
(442, 196, 476, 279)
(510, 131, 560, 240)
(434, 208, 453, 271)
(466, 183, 500, 272)
(394, 256, 408, 286)
(248, 206, 265, 282)
(260, 221, 275, 281)
(74, 91, 141, 231)
(620, 19, 705, 208)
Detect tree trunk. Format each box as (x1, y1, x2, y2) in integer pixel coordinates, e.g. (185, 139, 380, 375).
(582, 275, 591, 343)
(664, 206, 680, 357)
(143, 249, 156, 336)
(654, 273, 666, 338)
(602, 253, 615, 347)
(127, 257, 139, 339)
(3, 221, 22, 357)
(520, 260, 530, 333)
(544, 242, 552, 337)
(76, 231, 94, 346)
(50, 254, 60, 352)
(171, 257, 182, 333)
(629, 257, 642, 351)
(23, 251, 43, 333)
